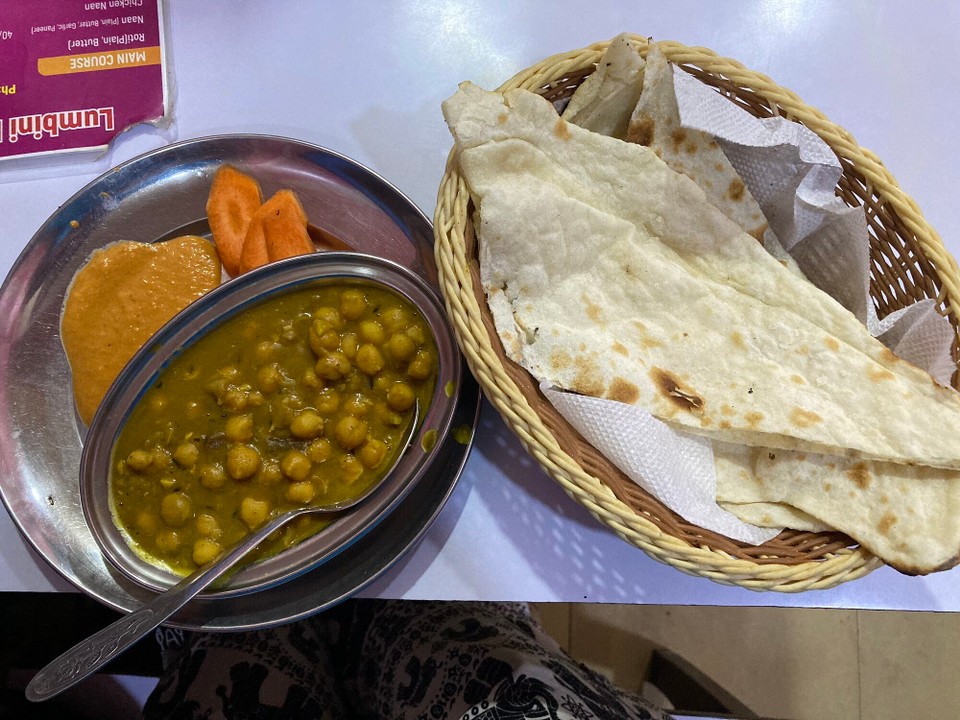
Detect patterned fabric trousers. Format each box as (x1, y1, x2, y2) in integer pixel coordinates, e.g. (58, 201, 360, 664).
(143, 600, 673, 720)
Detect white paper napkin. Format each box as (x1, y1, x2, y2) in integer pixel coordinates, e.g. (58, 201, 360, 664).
(542, 383, 781, 544)
(539, 65, 957, 544)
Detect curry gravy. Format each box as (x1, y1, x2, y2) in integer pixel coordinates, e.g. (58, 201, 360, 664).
(61, 236, 222, 425)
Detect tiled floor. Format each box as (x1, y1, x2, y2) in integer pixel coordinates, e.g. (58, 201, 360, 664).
(530, 604, 960, 720)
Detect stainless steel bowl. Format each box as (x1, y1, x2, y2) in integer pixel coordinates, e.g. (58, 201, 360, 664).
(79, 251, 462, 598)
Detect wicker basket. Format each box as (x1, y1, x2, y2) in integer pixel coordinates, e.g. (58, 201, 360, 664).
(433, 36, 960, 592)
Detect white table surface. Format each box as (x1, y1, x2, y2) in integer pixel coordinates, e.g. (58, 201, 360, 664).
(3, 1, 960, 611)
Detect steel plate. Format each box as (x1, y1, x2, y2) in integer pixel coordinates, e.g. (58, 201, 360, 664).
(0, 135, 479, 629)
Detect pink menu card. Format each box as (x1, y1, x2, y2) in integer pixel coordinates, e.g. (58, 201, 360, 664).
(0, 0, 167, 160)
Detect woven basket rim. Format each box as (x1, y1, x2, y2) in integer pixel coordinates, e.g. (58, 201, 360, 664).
(433, 36, 959, 592)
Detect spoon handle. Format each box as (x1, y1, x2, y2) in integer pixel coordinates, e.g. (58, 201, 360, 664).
(25, 510, 299, 703)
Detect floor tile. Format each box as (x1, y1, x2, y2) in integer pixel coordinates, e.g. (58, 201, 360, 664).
(858, 609, 960, 720)
(530, 602, 571, 650)
(567, 604, 661, 693)
(568, 605, 860, 720)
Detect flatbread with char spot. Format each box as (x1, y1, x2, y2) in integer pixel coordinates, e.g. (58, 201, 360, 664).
(443, 81, 960, 470)
(626, 43, 770, 242)
(714, 442, 960, 575)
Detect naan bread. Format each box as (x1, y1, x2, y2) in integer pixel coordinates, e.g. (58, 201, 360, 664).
(564, 40, 800, 276)
(625, 44, 770, 242)
(442, 82, 960, 470)
(713, 442, 829, 532)
(714, 442, 960, 575)
(561, 33, 645, 139)
(718, 501, 830, 534)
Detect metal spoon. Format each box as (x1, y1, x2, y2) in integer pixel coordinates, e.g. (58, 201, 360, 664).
(26, 402, 419, 703)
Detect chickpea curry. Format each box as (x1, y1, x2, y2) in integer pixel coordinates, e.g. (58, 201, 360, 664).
(111, 282, 436, 575)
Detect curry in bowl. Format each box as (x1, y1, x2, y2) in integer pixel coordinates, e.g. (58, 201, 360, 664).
(112, 281, 434, 575)
(80, 253, 460, 594)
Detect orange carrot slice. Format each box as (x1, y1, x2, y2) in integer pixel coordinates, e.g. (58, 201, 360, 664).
(238, 214, 269, 274)
(206, 165, 262, 277)
(262, 190, 313, 262)
(238, 190, 313, 273)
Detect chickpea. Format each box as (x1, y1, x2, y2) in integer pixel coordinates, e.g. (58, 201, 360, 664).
(333, 416, 368, 450)
(225, 413, 254, 442)
(359, 320, 385, 344)
(407, 349, 434, 381)
(405, 323, 426, 345)
(227, 444, 261, 480)
(173, 441, 199, 468)
(155, 530, 181, 553)
(125, 449, 153, 473)
(343, 393, 372, 417)
(340, 454, 364, 483)
(192, 538, 222, 566)
(343, 373, 366, 394)
(315, 388, 340, 415)
(290, 409, 325, 439)
(160, 492, 192, 527)
(286, 481, 316, 505)
(196, 513, 221, 538)
(312, 306, 343, 329)
(199, 463, 227, 490)
(356, 344, 384, 376)
(258, 459, 283, 485)
(358, 439, 387, 469)
(222, 386, 249, 412)
(320, 329, 341, 351)
(306, 327, 327, 357)
(386, 333, 416, 363)
(315, 351, 352, 381)
(239, 496, 270, 529)
(386, 382, 416, 412)
(306, 438, 332, 463)
(151, 448, 172, 471)
(381, 306, 410, 332)
(254, 340, 281, 363)
(257, 364, 285, 394)
(281, 450, 312, 481)
(301, 368, 320, 389)
(340, 332, 359, 360)
(309, 320, 341, 355)
(340, 289, 367, 320)
(247, 391, 265, 408)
